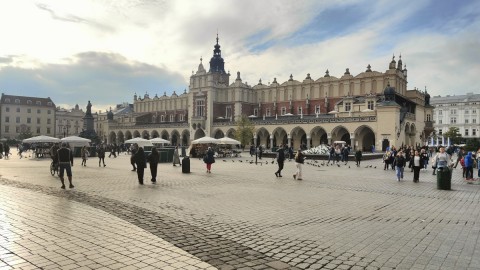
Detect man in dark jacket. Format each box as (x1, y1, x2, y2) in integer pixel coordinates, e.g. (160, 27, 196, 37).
(133, 147, 146, 185)
(57, 143, 74, 189)
(275, 145, 286, 177)
(394, 151, 406, 181)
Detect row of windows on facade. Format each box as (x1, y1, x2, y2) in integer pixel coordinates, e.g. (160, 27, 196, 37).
(435, 102, 478, 107)
(435, 118, 477, 124)
(4, 107, 52, 114)
(4, 117, 54, 124)
(155, 114, 186, 122)
(3, 98, 53, 106)
(437, 128, 477, 137)
(434, 109, 477, 115)
(4, 126, 51, 134)
(194, 100, 376, 117)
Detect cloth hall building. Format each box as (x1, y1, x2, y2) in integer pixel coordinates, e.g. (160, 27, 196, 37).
(102, 36, 433, 152)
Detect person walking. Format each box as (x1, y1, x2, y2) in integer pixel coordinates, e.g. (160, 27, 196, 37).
(57, 143, 74, 189)
(0, 143, 3, 159)
(4, 143, 10, 159)
(275, 145, 286, 177)
(293, 149, 305, 180)
(108, 144, 117, 158)
(433, 146, 451, 173)
(454, 148, 465, 168)
(147, 147, 159, 183)
(98, 145, 106, 167)
(412, 150, 421, 182)
(355, 149, 362, 167)
(81, 146, 89, 166)
(394, 151, 406, 181)
(464, 151, 474, 180)
(172, 146, 181, 166)
(258, 145, 263, 159)
(204, 147, 215, 173)
(130, 144, 137, 171)
(327, 145, 335, 165)
(133, 147, 146, 185)
(476, 149, 480, 178)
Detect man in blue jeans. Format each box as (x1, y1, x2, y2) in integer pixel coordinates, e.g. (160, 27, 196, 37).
(395, 151, 406, 181)
(57, 143, 74, 189)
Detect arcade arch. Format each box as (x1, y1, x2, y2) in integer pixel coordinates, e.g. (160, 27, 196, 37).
(194, 129, 205, 139)
(272, 127, 288, 147)
(161, 130, 169, 140)
(256, 127, 270, 148)
(133, 130, 140, 138)
(181, 130, 190, 145)
(310, 126, 328, 147)
(109, 131, 116, 144)
(213, 129, 225, 139)
(142, 130, 150, 139)
(226, 128, 236, 138)
(354, 125, 375, 151)
(290, 126, 307, 150)
(117, 131, 125, 143)
(125, 130, 133, 140)
(331, 126, 351, 145)
(151, 130, 159, 138)
(171, 130, 180, 146)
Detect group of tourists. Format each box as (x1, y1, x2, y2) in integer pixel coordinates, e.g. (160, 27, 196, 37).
(453, 148, 480, 180)
(0, 143, 10, 159)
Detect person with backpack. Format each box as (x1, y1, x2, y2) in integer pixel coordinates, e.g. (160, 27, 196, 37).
(275, 144, 286, 177)
(293, 149, 305, 180)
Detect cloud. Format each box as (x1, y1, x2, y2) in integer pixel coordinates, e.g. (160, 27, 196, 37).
(0, 52, 187, 111)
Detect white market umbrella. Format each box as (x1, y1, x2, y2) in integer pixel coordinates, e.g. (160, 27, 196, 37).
(218, 137, 241, 145)
(248, 115, 257, 118)
(191, 136, 219, 144)
(361, 108, 374, 112)
(23, 135, 61, 143)
(150, 137, 171, 144)
(61, 136, 91, 147)
(125, 137, 154, 147)
(328, 110, 339, 114)
(283, 113, 294, 116)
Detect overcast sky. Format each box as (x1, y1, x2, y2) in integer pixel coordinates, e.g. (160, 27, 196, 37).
(0, 0, 479, 112)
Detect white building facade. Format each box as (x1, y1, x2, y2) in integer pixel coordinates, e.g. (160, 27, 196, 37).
(431, 93, 480, 139)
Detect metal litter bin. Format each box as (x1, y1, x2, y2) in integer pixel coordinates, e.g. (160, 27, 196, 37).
(436, 167, 452, 190)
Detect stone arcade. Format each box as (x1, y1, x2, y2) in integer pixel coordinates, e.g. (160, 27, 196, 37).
(101, 36, 433, 151)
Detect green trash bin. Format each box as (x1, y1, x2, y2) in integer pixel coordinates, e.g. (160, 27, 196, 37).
(436, 167, 452, 190)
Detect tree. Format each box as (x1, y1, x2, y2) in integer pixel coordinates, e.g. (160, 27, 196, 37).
(443, 127, 462, 144)
(235, 115, 255, 149)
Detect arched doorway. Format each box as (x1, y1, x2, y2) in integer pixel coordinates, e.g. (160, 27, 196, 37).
(161, 130, 169, 141)
(404, 123, 411, 146)
(256, 127, 270, 148)
(109, 131, 116, 144)
(171, 130, 180, 146)
(117, 131, 125, 143)
(409, 124, 417, 146)
(194, 129, 205, 139)
(310, 126, 328, 147)
(290, 126, 307, 150)
(272, 127, 288, 147)
(181, 130, 190, 145)
(213, 129, 225, 139)
(226, 128, 236, 139)
(151, 130, 159, 138)
(133, 130, 140, 138)
(142, 130, 150, 139)
(331, 126, 351, 145)
(125, 130, 133, 140)
(355, 125, 375, 151)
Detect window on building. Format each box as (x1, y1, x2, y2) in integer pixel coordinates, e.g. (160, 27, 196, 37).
(16, 107, 20, 112)
(451, 109, 456, 114)
(36, 101, 41, 105)
(439, 129, 443, 135)
(426, 114, 431, 121)
(4, 126, 9, 133)
(226, 106, 232, 118)
(47, 110, 51, 114)
(281, 107, 286, 115)
(253, 108, 258, 116)
(5, 98, 10, 103)
(266, 108, 271, 117)
(195, 99, 205, 117)
(298, 107, 303, 115)
(37, 118, 40, 124)
(16, 126, 20, 133)
(170, 114, 174, 122)
(465, 119, 469, 124)
(367, 101, 374, 110)
(5, 116, 9, 123)
(473, 109, 477, 114)
(47, 119, 51, 124)
(439, 110, 442, 115)
(16, 117, 20, 123)
(465, 129, 469, 136)
(465, 110, 469, 114)
(439, 119, 442, 124)
(47, 127, 51, 134)
(27, 117, 31, 124)
(315, 105, 321, 114)
(27, 100, 32, 105)
(160, 115, 165, 122)
(473, 119, 477, 124)
(179, 114, 184, 121)
(36, 127, 40, 134)
(15, 99, 20, 104)
(473, 129, 477, 136)
(450, 117, 456, 124)
(37, 109, 41, 113)
(345, 102, 351, 111)
(27, 108, 31, 113)
(451, 103, 457, 106)
(47, 102, 52, 106)
(5, 107, 9, 112)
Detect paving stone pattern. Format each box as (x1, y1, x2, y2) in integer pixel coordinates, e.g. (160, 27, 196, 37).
(1, 153, 480, 269)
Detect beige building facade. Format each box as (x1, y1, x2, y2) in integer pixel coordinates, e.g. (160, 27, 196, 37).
(0, 94, 56, 139)
(105, 37, 432, 151)
(55, 104, 92, 138)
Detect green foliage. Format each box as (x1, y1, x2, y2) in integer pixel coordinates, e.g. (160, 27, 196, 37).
(443, 127, 462, 144)
(17, 130, 33, 140)
(465, 138, 480, 152)
(235, 115, 255, 147)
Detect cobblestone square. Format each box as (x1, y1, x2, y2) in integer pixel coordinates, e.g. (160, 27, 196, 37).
(1, 154, 480, 269)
